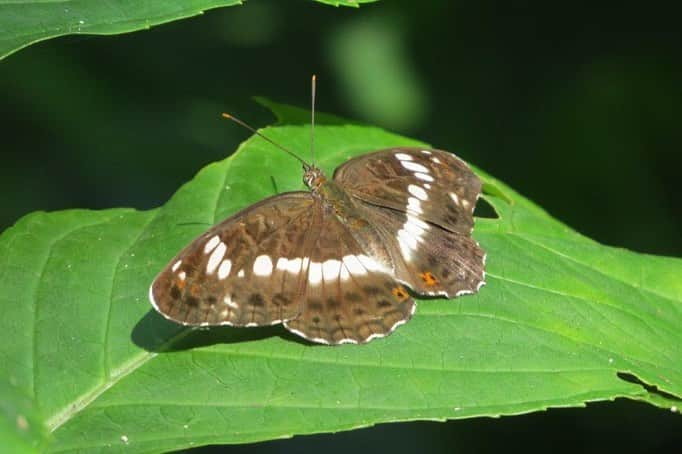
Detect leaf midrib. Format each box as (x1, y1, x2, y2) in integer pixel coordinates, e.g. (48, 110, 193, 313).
(45, 327, 194, 432)
(37, 136, 681, 438)
(102, 213, 157, 379)
(43, 221, 678, 432)
(32, 214, 127, 400)
(47, 135, 240, 432)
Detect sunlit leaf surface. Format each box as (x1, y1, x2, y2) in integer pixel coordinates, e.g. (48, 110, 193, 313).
(1, 101, 680, 453)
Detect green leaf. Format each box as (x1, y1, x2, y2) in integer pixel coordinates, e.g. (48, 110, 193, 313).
(0, 0, 377, 61)
(314, 0, 378, 7)
(1, 100, 680, 453)
(0, 379, 48, 453)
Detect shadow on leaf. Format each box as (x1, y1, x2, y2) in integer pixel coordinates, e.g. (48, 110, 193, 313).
(131, 309, 316, 352)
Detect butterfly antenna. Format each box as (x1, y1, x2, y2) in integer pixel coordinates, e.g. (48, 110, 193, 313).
(221, 113, 310, 168)
(311, 74, 317, 166)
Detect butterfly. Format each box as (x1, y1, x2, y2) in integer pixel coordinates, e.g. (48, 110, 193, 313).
(149, 81, 485, 344)
(149, 145, 486, 344)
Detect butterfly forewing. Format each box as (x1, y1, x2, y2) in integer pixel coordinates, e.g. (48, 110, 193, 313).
(334, 147, 481, 234)
(150, 192, 317, 327)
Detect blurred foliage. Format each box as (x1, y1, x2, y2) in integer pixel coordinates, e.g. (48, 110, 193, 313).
(328, 12, 427, 131)
(2, 1, 679, 258)
(1, 0, 681, 453)
(0, 0, 374, 60)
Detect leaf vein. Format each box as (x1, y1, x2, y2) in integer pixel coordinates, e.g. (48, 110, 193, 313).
(102, 213, 158, 379)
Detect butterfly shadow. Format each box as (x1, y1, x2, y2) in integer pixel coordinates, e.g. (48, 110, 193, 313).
(131, 310, 316, 353)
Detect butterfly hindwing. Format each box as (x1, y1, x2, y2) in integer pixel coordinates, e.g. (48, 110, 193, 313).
(150, 192, 317, 327)
(334, 147, 486, 297)
(355, 201, 486, 297)
(150, 191, 416, 343)
(283, 211, 415, 344)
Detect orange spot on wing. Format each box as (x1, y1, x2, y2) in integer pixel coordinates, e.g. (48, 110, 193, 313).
(420, 271, 439, 286)
(391, 286, 409, 301)
(177, 279, 186, 290)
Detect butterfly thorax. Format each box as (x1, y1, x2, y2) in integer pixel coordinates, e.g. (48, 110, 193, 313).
(303, 166, 369, 228)
(303, 165, 327, 192)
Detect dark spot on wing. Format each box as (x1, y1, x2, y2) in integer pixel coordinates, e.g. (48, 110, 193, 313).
(345, 292, 363, 302)
(308, 300, 323, 311)
(363, 286, 382, 296)
(377, 299, 392, 308)
(273, 293, 291, 306)
(248, 293, 265, 307)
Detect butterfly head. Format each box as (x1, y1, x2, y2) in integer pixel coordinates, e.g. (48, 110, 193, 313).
(303, 164, 327, 192)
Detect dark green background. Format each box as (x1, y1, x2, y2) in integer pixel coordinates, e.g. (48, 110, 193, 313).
(2, 1, 680, 452)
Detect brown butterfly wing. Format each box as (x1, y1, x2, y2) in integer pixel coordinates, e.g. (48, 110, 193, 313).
(334, 147, 486, 297)
(334, 147, 481, 234)
(354, 201, 486, 297)
(283, 211, 415, 344)
(150, 192, 317, 327)
(150, 146, 484, 343)
(150, 190, 415, 344)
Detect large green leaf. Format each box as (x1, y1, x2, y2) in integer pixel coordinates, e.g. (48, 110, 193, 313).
(1, 100, 680, 453)
(0, 378, 48, 453)
(0, 0, 376, 61)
